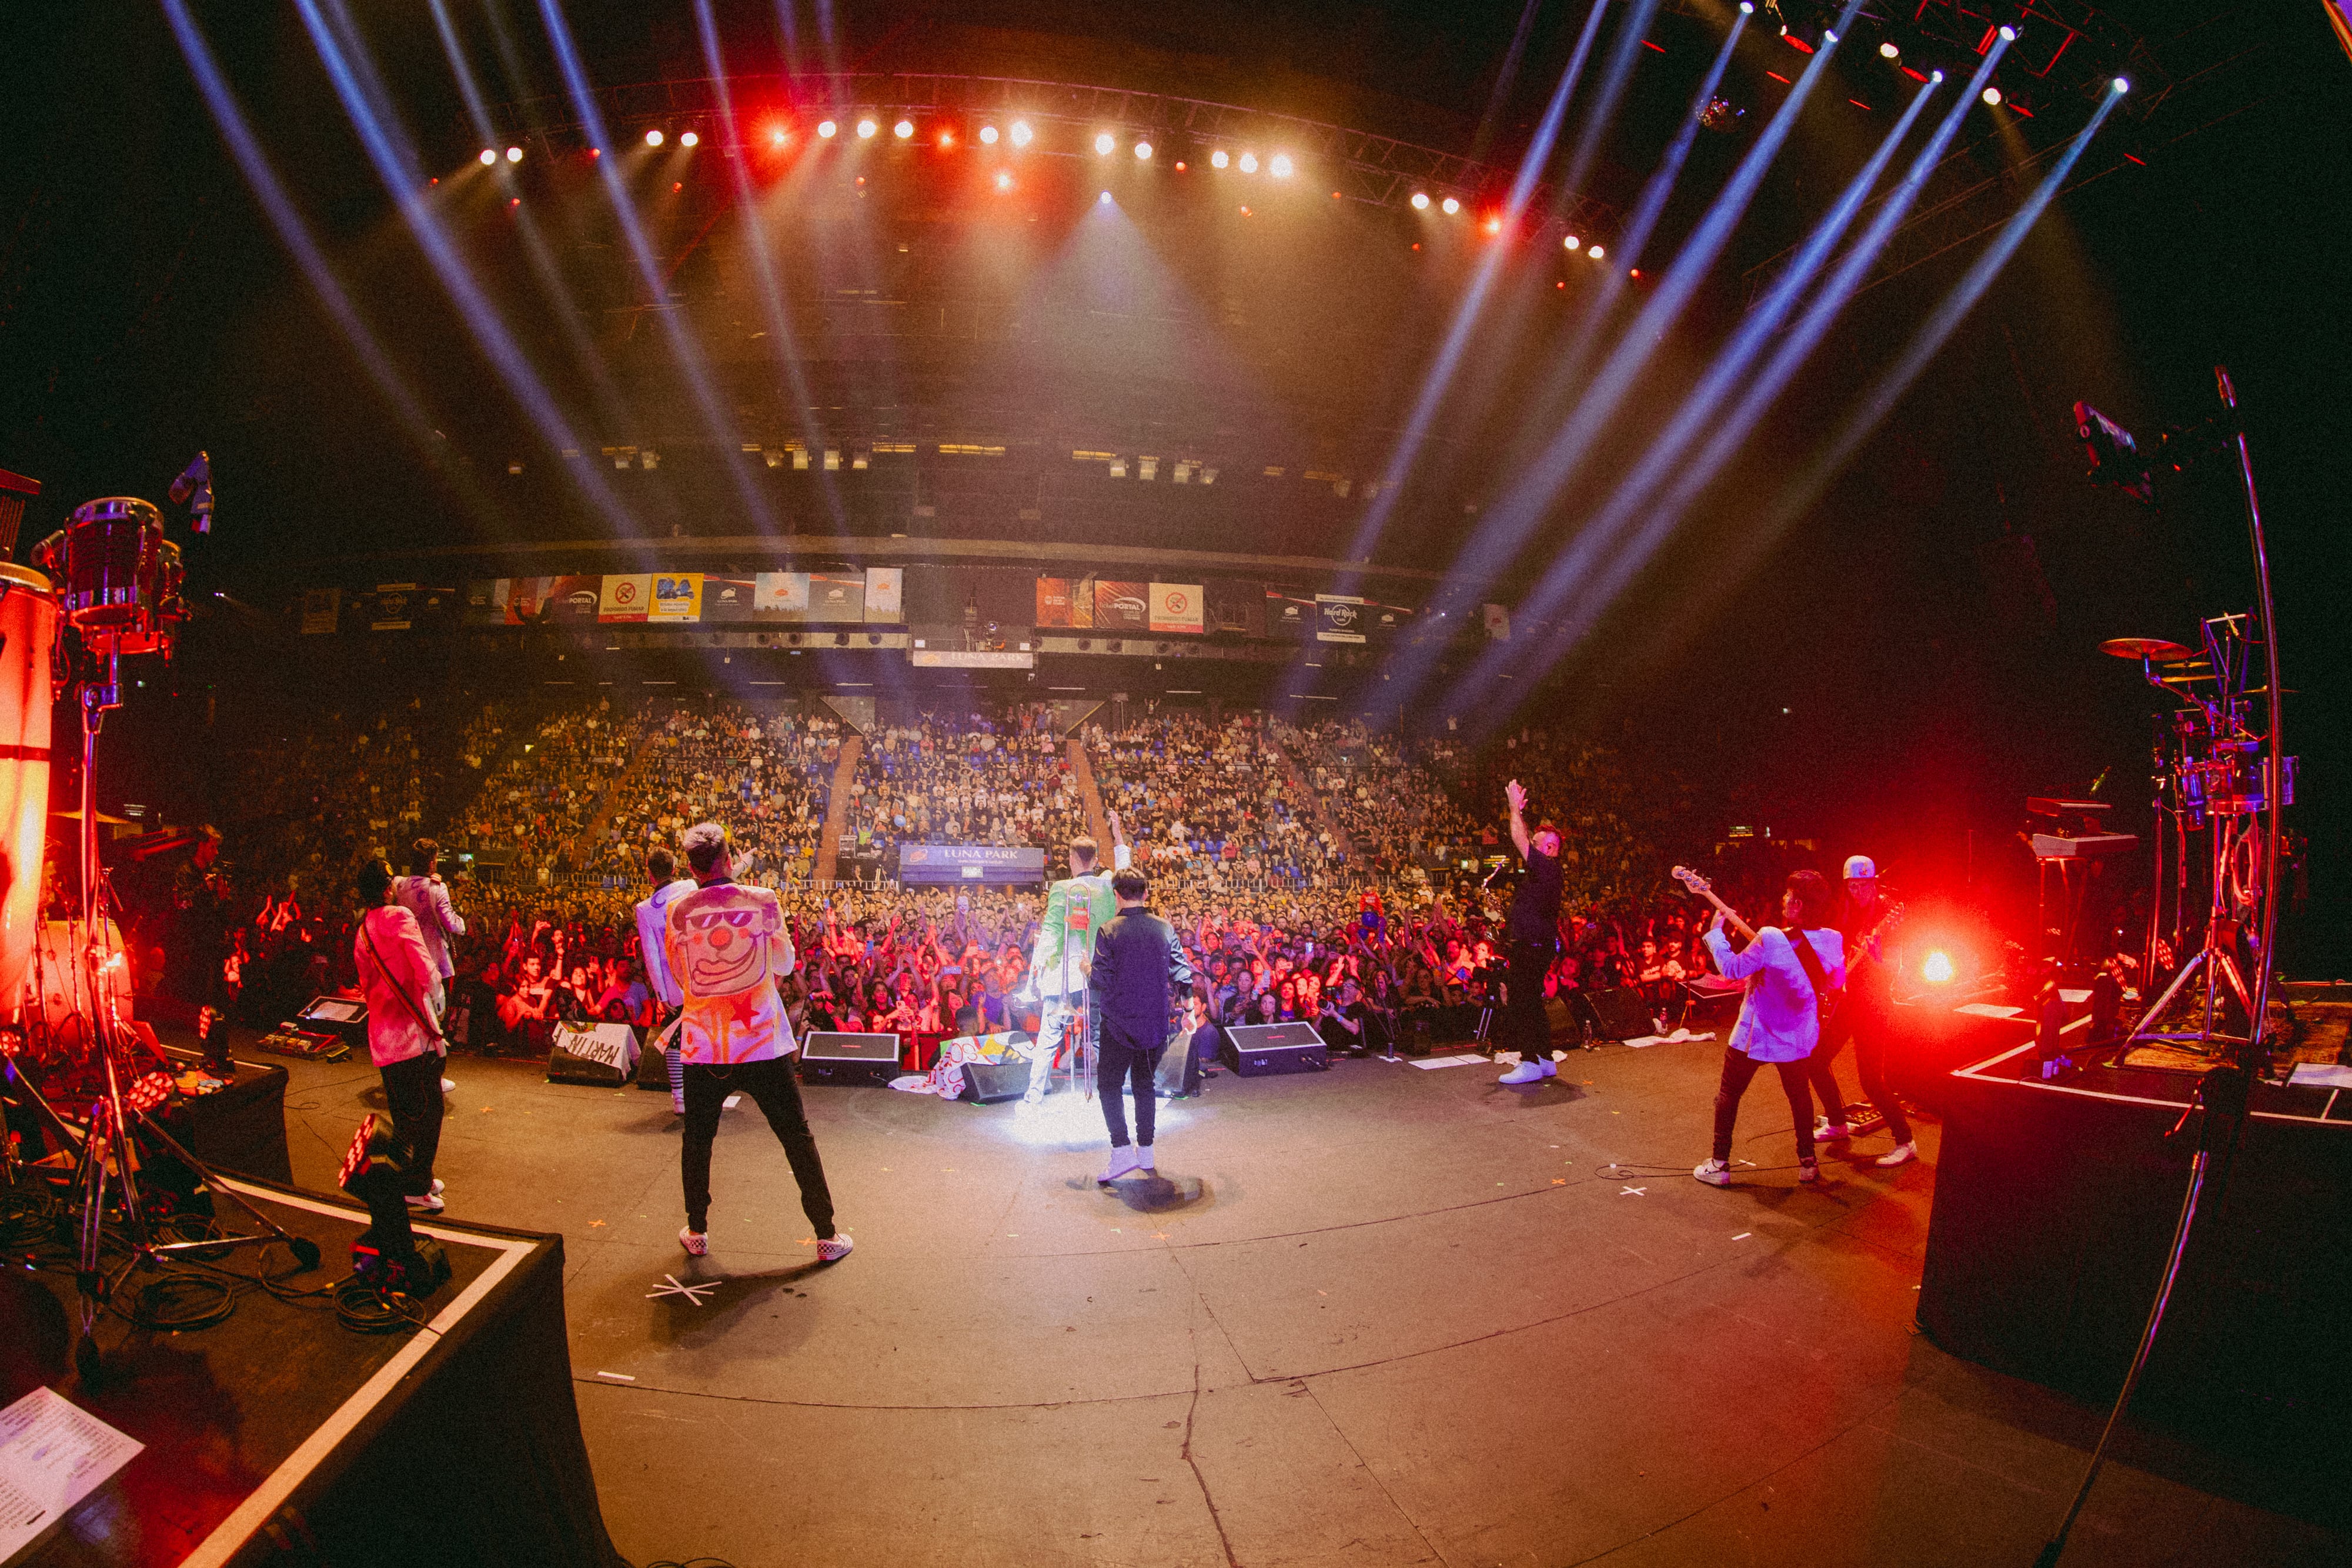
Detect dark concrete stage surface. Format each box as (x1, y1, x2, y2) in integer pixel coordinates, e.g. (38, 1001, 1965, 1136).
(250, 1036, 2340, 1568)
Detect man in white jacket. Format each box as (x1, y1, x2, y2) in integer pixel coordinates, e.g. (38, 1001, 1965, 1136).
(1693, 870, 1846, 1189)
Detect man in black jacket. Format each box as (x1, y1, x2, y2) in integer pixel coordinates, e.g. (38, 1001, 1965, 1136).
(1088, 868, 1195, 1183)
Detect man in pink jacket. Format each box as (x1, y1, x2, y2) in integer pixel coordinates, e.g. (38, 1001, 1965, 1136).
(355, 858, 449, 1213)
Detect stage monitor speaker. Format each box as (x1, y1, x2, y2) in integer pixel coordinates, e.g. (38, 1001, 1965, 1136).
(1221, 1021, 1328, 1076)
(1155, 1025, 1211, 1096)
(1570, 987, 1655, 1041)
(801, 1031, 902, 1085)
(958, 1060, 1030, 1103)
(546, 1022, 640, 1086)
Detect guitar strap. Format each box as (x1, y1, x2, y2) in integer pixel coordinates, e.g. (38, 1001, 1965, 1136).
(1783, 925, 1839, 1020)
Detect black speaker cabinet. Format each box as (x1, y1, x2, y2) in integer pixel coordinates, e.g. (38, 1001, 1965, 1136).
(958, 1059, 1030, 1104)
(1569, 987, 1656, 1041)
(800, 1031, 903, 1084)
(1221, 1021, 1328, 1076)
(546, 1022, 641, 1086)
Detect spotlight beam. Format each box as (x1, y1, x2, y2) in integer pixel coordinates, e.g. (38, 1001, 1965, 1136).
(289, 0, 646, 536)
(1324, 0, 1612, 593)
(694, 0, 846, 528)
(1637, 83, 2130, 664)
(1494, 71, 1946, 686)
(1555, 0, 1665, 220)
(160, 0, 465, 499)
(536, 0, 783, 536)
(1541, 37, 2023, 674)
(1402, 0, 1863, 714)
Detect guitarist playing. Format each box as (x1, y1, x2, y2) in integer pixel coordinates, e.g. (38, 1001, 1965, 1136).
(1689, 869, 1845, 1188)
(1807, 857, 1917, 1168)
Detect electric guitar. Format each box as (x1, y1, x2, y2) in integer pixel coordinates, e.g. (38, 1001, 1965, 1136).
(1670, 865, 1756, 942)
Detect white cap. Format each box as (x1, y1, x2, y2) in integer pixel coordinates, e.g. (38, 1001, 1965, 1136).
(1843, 855, 1878, 881)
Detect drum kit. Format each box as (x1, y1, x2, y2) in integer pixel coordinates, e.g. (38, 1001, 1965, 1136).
(3, 489, 319, 1385)
(2100, 614, 2293, 1058)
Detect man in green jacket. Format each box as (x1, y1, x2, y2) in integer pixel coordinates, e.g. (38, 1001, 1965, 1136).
(1021, 810, 1130, 1108)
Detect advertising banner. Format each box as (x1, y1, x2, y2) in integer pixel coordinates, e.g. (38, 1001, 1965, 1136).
(1315, 593, 1367, 644)
(648, 572, 702, 623)
(1034, 577, 1073, 628)
(1265, 586, 1314, 638)
(1093, 579, 1148, 631)
(1148, 582, 1204, 634)
(599, 574, 651, 622)
(463, 579, 510, 627)
(808, 571, 866, 623)
(755, 571, 808, 619)
(299, 587, 340, 636)
(864, 566, 904, 621)
(701, 575, 756, 620)
(897, 843, 1050, 885)
(545, 576, 602, 623)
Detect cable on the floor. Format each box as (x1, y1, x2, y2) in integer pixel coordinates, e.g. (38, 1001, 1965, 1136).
(639, 1557, 743, 1568)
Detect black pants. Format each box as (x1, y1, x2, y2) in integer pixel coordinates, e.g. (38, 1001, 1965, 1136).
(1505, 940, 1553, 1058)
(379, 1050, 446, 1197)
(1711, 1047, 1817, 1164)
(1097, 1030, 1167, 1149)
(1805, 1004, 1911, 1144)
(681, 1057, 836, 1238)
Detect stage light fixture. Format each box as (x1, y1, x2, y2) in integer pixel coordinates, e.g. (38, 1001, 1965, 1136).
(1563, 233, 1579, 249)
(1269, 153, 1293, 178)
(1822, 28, 1837, 42)
(1095, 132, 1115, 155)
(1134, 140, 1152, 159)
(1880, 41, 1899, 58)
(1739, 1, 1753, 11)
(506, 146, 522, 163)
(818, 119, 838, 138)
(1998, 24, 2016, 41)
(680, 131, 699, 148)
(645, 128, 664, 147)
(1410, 191, 1429, 209)
(980, 124, 999, 144)
(1211, 150, 1230, 169)
(1482, 215, 1501, 235)
(857, 118, 878, 139)
(1922, 950, 1955, 984)
(1010, 120, 1033, 146)
(893, 119, 914, 139)
(1099, 190, 1112, 205)
(995, 170, 1014, 192)
(1982, 86, 2002, 105)
(769, 126, 789, 147)
(937, 129, 954, 148)
(1440, 195, 1459, 214)
(1238, 152, 1258, 173)
(1587, 243, 1604, 259)
(479, 148, 497, 166)
(2112, 76, 2129, 93)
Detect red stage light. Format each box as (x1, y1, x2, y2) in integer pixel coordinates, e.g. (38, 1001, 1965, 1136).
(767, 124, 789, 148)
(1642, 39, 1665, 54)
(1766, 71, 1791, 84)
(938, 130, 955, 148)
(1923, 950, 1956, 984)
(1482, 216, 1502, 235)
(1785, 35, 1815, 53)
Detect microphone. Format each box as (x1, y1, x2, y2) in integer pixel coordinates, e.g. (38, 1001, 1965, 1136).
(169, 451, 214, 532)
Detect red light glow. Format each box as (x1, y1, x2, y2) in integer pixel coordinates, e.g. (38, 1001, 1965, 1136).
(1923, 951, 1956, 985)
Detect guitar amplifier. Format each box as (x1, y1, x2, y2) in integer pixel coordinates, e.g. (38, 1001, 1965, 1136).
(1220, 1021, 1328, 1076)
(547, 1022, 640, 1086)
(800, 1031, 902, 1085)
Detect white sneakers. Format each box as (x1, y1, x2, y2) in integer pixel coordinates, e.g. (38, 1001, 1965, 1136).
(1798, 1158, 1822, 1184)
(1693, 1158, 1733, 1186)
(1876, 1141, 1919, 1168)
(405, 1192, 444, 1213)
(679, 1226, 709, 1256)
(671, 1094, 686, 1116)
(1135, 1146, 1156, 1172)
(1498, 1054, 1558, 1085)
(1098, 1146, 1141, 1183)
(1815, 1119, 1853, 1140)
(816, 1233, 855, 1263)
(679, 1228, 853, 1262)
(440, 1077, 456, 1096)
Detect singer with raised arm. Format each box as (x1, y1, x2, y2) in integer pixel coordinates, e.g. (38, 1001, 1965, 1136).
(1693, 869, 1846, 1188)
(1495, 779, 1565, 1085)
(1019, 810, 1131, 1110)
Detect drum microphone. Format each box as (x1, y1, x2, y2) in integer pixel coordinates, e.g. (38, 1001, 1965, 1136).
(168, 452, 213, 533)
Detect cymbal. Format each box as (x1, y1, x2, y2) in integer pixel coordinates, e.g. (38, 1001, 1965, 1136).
(2102, 636, 2197, 663)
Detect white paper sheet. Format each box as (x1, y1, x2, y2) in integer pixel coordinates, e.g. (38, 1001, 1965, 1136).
(1955, 1003, 2024, 1019)
(2287, 1062, 2352, 1089)
(0, 1387, 144, 1560)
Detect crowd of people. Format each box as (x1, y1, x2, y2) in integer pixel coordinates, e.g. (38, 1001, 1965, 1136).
(154, 691, 1845, 1065)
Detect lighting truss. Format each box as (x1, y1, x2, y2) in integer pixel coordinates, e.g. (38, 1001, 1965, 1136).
(479, 71, 1625, 239)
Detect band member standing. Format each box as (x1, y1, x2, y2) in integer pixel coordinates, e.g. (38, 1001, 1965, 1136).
(634, 845, 696, 1115)
(1020, 812, 1131, 1109)
(1496, 780, 1565, 1085)
(393, 837, 465, 1096)
(1088, 868, 1194, 1182)
(353, 859, 447, 1212)
(1808, 855, 1917, 1167)
(667, 823, 849, 1263)
(1693, 870, 1845, 1188)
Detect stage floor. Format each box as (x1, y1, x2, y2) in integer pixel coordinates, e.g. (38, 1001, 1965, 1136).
(253, 1037, 2343, 1567)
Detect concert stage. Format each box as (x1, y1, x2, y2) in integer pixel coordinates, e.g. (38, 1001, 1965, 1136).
(213, 1036, 2343, 1567)
(1, 1174, 620, 1567)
